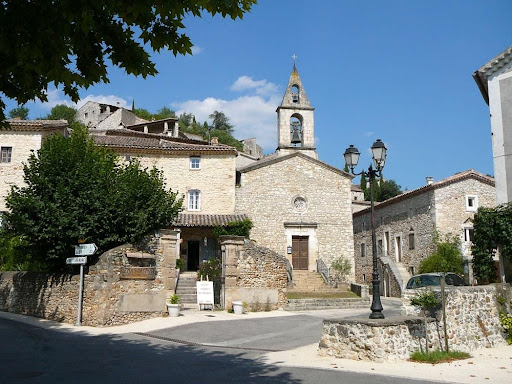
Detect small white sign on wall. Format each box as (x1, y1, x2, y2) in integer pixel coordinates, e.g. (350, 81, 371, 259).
(196, 281, 214, 306)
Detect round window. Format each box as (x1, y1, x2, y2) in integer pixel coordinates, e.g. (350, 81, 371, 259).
(293, 196, 307, 212)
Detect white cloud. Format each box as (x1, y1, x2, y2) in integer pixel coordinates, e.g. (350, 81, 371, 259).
(230, 76, 279, 97)
(364, 131, 374, 137)
(173, 95, 281, 152)
(191, 46, 204, 55)
(77, 95, 129, 109)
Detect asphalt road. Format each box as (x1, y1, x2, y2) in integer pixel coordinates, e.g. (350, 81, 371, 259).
(0, 316, 440, 384)
(142, 298, 404, 351)
(0, 299, 437, 384)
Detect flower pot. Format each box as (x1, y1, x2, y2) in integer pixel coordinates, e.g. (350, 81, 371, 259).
(232, 301, 243, 315)
(167, 303, 180, 317)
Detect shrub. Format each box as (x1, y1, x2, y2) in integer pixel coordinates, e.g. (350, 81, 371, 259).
(212, 219, 253, 239)
(419, 233, 464, 274)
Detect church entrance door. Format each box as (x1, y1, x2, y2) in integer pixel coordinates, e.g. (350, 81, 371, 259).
(292, 236, 309, 270)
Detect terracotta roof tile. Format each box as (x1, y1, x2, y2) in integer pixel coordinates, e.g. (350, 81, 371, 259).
(91, 130, 237, 155)
(173, 213, 249, 227)
(354, 169, 494, 217)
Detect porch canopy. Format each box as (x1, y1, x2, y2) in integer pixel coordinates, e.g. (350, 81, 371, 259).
(173, 213, 249, 227)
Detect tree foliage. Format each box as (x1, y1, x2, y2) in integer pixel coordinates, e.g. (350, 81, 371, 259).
(1, 124, 182, 271)
(212, 219, 253, 239)
(0, 0, 257, 122)
(8, 105, 29, 120)
(209, 111, 234, 134)
(472, 203, 512, 283)
(45, 104, 77, 124)
(133, 107, 176, 121)
(360, 174, 402, 202)
(418, 233, 464, 274)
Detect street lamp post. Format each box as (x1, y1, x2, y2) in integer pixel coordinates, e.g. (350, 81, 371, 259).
(344, 139, 387, 319)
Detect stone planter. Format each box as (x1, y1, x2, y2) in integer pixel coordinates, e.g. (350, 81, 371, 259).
(232, 301, 243, 315)
(167, 303, 180, 317)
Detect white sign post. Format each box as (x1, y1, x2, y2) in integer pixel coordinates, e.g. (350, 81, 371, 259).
(70, 243, 97, 326)
(196, 281, 214, 310)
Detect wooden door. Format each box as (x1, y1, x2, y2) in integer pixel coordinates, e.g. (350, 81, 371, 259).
(292, 236, 309, 270)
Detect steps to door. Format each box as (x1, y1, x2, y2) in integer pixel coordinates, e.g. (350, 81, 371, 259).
(175, 272, 198, 304)
(288, 271, 341, 293)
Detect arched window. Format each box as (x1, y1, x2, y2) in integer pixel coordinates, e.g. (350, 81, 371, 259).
(290, 113, 303, 146)
(291, 85, 300, 103)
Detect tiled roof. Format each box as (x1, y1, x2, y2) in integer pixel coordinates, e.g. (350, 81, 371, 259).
(173, 213, 249, 227)
(4, 119, 68, 131)
(354, 169, 494, 217)
(91, 130, 238, 155)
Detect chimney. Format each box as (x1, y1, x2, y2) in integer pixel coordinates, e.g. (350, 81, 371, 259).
(426, 176, 434, 185)
(211, 137, 219, 145)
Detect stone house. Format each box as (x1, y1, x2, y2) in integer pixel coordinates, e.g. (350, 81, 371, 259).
(90, 128, 247, 272)
(352, 170, 495, 297)
(0, 119, 68, 214)
(473, 45, 512, 204)
(235, 65, 355, 280)
(76, 101, 181, 137)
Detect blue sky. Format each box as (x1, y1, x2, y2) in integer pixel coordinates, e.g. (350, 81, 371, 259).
(4, 1, 512, 190)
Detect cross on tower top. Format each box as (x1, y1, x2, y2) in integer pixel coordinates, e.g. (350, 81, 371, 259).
(292, 54, 297, 65)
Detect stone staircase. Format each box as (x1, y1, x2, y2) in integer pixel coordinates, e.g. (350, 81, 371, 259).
(288, 270, 341, 293)
(175, 272, 197, 304)
(380, 256, 411, 296)
(286, 270, 369, 310)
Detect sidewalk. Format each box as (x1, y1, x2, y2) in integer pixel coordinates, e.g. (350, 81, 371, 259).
(1, 308, 510, 384)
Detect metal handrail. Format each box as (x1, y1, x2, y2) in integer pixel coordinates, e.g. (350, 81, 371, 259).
(317, 258, 330, 285)
(285, 258, 293, 284)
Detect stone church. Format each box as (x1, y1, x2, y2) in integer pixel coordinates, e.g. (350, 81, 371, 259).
(235, 64, 355, 279)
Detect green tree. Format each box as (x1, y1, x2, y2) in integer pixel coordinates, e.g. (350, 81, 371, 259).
(8, 105, 29, 119)
(377, 179, 402, 201)
(418, 233, 464, 274)
(132, 108, 153, 121)
(45, 104, 77, 124)
(133, 106, 176, 121)
(472, 203, 512, 283)
(1, 123, 182, 271)
(209, 111, 234, 134)
(153, 107, 176, 120)
(0, 1, 256, 122)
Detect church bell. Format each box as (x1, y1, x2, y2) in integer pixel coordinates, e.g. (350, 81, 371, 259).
(291, 122, 302, 144)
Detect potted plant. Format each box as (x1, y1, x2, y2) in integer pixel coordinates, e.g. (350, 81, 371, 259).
(167, 294, 180, 317)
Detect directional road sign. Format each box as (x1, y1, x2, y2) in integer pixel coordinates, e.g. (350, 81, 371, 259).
(75, 243, 98, 256)
(66, 256, 87, 265)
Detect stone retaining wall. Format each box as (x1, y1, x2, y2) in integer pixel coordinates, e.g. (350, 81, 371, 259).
(0, 231, 179, 326)
(319, 285, 510, 361)
(221, 236, 288, 310)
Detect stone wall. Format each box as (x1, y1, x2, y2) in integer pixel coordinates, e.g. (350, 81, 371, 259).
(0, 132, 43, 211)
(353, 190, 436, 286)
(221, 237, 288, 310)
(319, 285, 509, 361)
(0, 232, 179, 326)
(238, 240, 288, 310)
(125, 151, 236, 214)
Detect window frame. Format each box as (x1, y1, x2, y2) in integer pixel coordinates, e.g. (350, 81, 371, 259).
(360, 242, 366, 257)
(1, 146, 12, 163)
(465, 195, 478, 212)
(188, 190, 201, 211)
(189, 156, 201, 170)
(409, 232, 415, 250)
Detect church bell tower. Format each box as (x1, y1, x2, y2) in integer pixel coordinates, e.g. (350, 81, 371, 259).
(276, 58, 316, 159)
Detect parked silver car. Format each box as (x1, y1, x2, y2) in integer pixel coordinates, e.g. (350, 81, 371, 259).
(406, 272, 466, 289)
